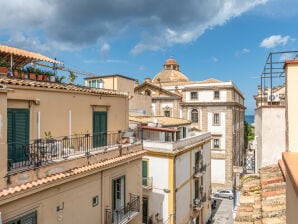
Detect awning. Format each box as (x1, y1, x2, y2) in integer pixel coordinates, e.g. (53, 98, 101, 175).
(0, 44, 63, 68)
(138, 125, 178, 133)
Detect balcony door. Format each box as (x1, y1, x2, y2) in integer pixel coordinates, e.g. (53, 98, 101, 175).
(93, 111, 107, 147)
(112, 176, 125, 211)
(7, 108, 30, 164)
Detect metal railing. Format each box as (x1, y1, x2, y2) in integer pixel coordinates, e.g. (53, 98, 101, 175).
(105, 193, 140, 224)
(142, 177, 153, 189)
(193, 163, 206, 177)
(7, 132, 134, 171)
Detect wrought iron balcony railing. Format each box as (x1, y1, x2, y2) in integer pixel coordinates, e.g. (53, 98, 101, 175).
(142, 177, 153, 189)
(105, 193, 140, 224)
(193, 163, 206, 178)
(7, 131, 137, 171)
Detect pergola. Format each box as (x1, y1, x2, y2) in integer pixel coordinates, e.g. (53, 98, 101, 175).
(0, 44, 63, 69)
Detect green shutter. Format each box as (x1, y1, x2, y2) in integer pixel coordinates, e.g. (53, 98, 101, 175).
(5, 211, 37, 224)
(7, 109, 29, 163)
(93, 111, 107, 147)
(142, 160, 148, 186)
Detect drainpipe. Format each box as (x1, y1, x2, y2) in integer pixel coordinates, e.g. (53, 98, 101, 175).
(173, 155, 176, 224)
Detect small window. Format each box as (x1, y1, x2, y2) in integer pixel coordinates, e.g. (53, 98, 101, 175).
(145, 90, 151, 96)
(213, 113, 220, 125)
(164, 111, 170, 117)
(191, 109, 198, 123)
(92, 196, 99, 207)
(213, 138, 220, 149)
(190, 92, 198, 100)
(214, 91, 220, 99)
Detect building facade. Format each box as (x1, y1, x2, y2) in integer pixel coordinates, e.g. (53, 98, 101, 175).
(0, 73, 145, 223)
(282, 59, 298, 224)
(129, 115, 212, 224)
(253, 85, 286, 170)
(134, 58, 245, 190)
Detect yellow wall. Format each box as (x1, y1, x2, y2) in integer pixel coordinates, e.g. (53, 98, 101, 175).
(6, 87, 128, 140)
(285, 63, 298, 151)
(286, 172, 298, 224)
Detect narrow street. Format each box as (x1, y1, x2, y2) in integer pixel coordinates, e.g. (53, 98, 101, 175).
(209, 197, 234, 224)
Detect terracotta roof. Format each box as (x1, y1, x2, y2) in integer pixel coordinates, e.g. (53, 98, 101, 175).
(152, 69, 189, 83)
(284, 59, 298, 68)
(0, 44, 63, 68)
(0, 150, 146, 199)
(0, 77, 128, 96)
(164, 57, 178, 65)
(235, 164, 286, 224)
(129, 115, 191, 126)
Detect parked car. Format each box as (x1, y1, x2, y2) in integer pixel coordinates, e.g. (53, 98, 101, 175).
(214, 189, 234, 199)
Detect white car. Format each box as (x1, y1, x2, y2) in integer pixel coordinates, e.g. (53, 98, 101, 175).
(214, 189, 234, 200)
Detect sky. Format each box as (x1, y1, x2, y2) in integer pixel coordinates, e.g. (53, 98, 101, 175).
(1, 0, 298, 114)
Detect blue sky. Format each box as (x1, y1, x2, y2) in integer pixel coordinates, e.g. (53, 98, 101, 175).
(1, 0, 298, 114)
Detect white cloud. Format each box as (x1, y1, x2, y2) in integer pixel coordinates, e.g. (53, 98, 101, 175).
(100, 43, 110, 60)
(0, 0, 269, 55)
(212, 57, 219, 63)
(279, 53, 296, 61)
(242, 48, 250, 54)
(260, 35, 291, 49)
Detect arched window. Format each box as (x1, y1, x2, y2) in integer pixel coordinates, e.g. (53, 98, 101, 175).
(191, 109, 198, 123)
(144, 90, 151, 96)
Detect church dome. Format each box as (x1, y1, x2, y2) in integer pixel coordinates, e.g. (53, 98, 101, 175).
(152, 57, 189, 83)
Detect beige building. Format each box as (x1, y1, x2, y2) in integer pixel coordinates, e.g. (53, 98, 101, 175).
(134, 57, 245, 190)
(129, 116, 212, 224)
(282, 59, 298, 224)
(0, 46, 145, 224)
(253, 85, 286, 170)
(85, 75, 152, 116)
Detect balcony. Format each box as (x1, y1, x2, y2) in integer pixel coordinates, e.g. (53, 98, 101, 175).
(193, 163, 206, 178)
(7, 132, 141, 173)
(193, 198, 203, 211)
(142, 177, 153, 190)
(105, 194, 140, 224)
(142, 132, 210, 152)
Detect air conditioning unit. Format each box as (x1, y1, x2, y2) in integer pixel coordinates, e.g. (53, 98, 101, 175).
(193, 198, 201, 206)
(267, 93, 280, 102)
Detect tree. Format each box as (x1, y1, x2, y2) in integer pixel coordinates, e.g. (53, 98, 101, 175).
(244, 121, 254, 148)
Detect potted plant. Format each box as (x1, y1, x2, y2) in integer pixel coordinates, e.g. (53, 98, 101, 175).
(45, 71, 55, 82)
(27, 66, 36, 80)
(56, 75, 66, 83)
(0, 58, 8, 74)
(35, 68, 43, 81)
(68, 71, 77, 84)
(13, 69, 19, 78)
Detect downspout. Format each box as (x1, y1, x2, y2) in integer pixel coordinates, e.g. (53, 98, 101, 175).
(173, 155, 176, 224)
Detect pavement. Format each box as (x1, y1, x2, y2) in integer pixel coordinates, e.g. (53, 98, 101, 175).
(209, 197, 234, 224)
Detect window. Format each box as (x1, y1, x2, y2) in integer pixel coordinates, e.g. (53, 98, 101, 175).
(213, 113, 220, 125)
(214, 91, 220, 99)
(144, 90, 151, 96)
(164, 110, 170, 117)
(6, 211, 37, 224)
(190, 92, 198, 100)
(191, 109, 198, 123)
(92, 196, 99, 207)
(112, 176, 125, 210)
(88, 79, 104, 88)
(213, 138, 220, 149)
(142, 160, 148, 186)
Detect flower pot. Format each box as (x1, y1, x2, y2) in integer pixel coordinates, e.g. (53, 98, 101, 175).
(19, 72, 26, 79)
(49, 76, 56, 82)
(13, 70, 19, 78)
(0, 66, 8, 75)
(29, 73, 36, 80)
(36, 74, 43, 81)
(43, 75, 49, 81)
